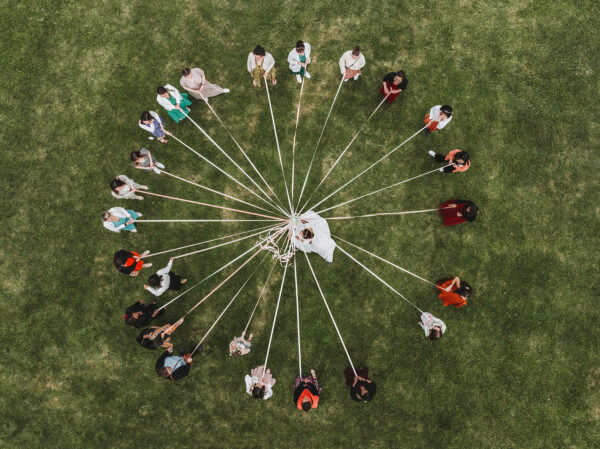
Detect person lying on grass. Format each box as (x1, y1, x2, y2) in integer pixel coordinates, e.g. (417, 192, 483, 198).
(344, 367, 376, 402)
(155, 346, 201, 381)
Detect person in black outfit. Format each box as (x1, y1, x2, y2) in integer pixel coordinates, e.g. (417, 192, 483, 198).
(155, 347, 202, 381)
(380, 71, 408, 104)
(123, 300, 164, 328)
(344, 367, 377, 402)
(293, 369, 322, 411)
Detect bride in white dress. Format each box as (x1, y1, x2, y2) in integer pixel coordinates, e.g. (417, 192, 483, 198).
(292, 210, 336, 263)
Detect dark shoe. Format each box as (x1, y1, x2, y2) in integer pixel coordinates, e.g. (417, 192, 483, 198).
(424, 128, 431, 136)
(192, 345, 202, 357)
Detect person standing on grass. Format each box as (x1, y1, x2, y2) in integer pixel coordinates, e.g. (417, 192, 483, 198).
(137, 318, 184, 351)
(229, 332, 253, 357)
(344, 367, 377, 402)
(293, 369, 321, 412)
(428, 149, 470, 173)
(113, 250, 151, 277)
(247, 45, 277, 87)
(423, 104, 452, 135)
(155, 347, 201, 381)
(245, 365, 276, 400)
(439, 199, 479, 226)
(288, 40, 312, 84)
(436, 276, 473, 308)
(380, 71, 408, 104)
(144, 257, 187, 297)
(101, 207, 141, 232)
(339, 46, 366, 82)
(419, 312, 446, 341)
(110, 175, 148, 200)
(123, 300, 164, 328)
(156, 84, 192, 123)
(138, 110, 170, 143)
(180, 67, 230, 100)
(130, 148, 165, 175)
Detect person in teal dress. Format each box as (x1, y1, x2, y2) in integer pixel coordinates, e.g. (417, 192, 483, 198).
(156, 84, 192, 123)
(102, 207, 141, 232)
(288, 40, 312, 83)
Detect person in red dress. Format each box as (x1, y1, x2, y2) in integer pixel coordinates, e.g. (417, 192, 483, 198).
(439, 199, 479, 226)
(435, 276, 473, 308)
(113, 249, 151, 276)
(380, 71, 408, 104)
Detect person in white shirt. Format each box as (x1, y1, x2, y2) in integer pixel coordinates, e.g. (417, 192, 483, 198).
(245, 365, 276, 400)
(180, 67, 229, 100)
(288, 40, 312, 84)
(138, 111, 170, 143)
(339, 46, 366, 82)
(156, 84, 192, 123)
(419, 312, 446, 341)
(144, 258, 188, 297)
(101, 207, 141, 232)
(110, 175, 147, 200)
(423, 105, 453, 135)
(247, 45, 277, 87)
(293, 210, 336, 263)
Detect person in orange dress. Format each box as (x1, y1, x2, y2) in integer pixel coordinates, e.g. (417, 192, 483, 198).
(436, 276, 473, 308)
(428, 149, 470, 173)
(113, 249, 151, 276)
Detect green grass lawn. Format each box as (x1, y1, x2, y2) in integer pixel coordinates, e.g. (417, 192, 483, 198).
(1, 0, 599, 447)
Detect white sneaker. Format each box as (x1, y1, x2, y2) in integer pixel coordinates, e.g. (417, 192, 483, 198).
(148, 137, 154, 140)
(438, 167, 445, 172)
(353, 73, 360, 80)
(428, 150, 436, 157)
(304, 72, 311, 79)
(343, 78, 349, 82)
(223, 88, 230, 93)
(296, 74, 302, 83)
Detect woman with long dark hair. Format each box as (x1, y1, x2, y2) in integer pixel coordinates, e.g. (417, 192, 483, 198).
(436, 277, 473, 308)
(113, 250, 151, 277)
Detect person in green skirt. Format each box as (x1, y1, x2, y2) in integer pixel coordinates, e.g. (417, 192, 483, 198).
(288, 40, 312, 84)
(156, 84, 192, 123)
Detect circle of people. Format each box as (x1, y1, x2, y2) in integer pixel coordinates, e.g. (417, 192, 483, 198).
(103, 40, 478, 410)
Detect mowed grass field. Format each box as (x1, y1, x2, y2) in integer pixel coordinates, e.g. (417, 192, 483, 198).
(1, 0, 599, 447)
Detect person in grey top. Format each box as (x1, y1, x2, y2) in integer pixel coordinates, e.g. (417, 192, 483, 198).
(419, 312, 446, 341)
(110, 175, 148, 200)
(130, 148, 165, 175)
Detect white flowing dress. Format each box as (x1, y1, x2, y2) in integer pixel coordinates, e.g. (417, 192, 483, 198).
(293, 210, 336, 263)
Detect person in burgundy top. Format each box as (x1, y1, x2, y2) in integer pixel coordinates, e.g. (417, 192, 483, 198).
(113, 249, 151, 276)
(439, 199, 479, 226)
(380, 71, 408, 104)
